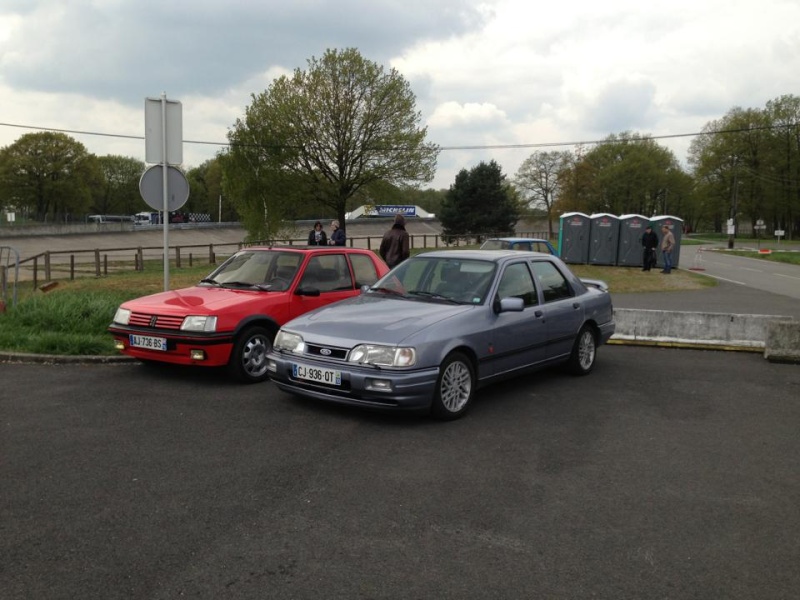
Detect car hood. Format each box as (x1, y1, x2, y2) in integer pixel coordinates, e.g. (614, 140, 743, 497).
(285, 295, 474, 344)
(121, 285, 267, 314)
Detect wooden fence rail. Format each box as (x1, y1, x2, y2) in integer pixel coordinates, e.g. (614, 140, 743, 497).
(13, 231, 551, 289)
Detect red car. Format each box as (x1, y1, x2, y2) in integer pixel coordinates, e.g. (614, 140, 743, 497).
(108, 246, 390, 383)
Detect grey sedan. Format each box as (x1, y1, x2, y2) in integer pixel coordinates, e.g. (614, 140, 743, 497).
(266, 250, 615, 420)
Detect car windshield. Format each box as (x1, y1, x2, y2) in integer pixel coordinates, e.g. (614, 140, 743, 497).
(371, 256, 496, 304)
(202, 250, 301, 292)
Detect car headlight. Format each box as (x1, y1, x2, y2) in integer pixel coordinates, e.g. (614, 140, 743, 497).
(348, 344, 416, 367)
(274, 330, 305, 353)
(181, 316, 217, 332)
(113, 307, 131, 325)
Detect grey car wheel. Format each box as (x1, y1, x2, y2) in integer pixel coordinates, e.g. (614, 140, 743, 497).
(431, 351, 474, 420)
(568, 325, 596, 375)
(228, 325, 272, 383)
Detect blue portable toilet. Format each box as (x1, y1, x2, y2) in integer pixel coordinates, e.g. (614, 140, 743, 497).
(558, 212, 591, 264)
(649, 215, 684, 268)
(588, 213, 620, 265)
(617, 214, 650, 267)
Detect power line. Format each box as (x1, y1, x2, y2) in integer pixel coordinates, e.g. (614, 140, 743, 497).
(1, 120, 798, 153)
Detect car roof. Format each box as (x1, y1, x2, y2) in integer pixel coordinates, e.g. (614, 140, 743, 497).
(416, 249, 555, 262)
(484, 237, 550, 243)
(242, 245, 372, 254)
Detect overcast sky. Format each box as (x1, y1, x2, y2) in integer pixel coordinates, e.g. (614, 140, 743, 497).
(1, 0, 798, 190)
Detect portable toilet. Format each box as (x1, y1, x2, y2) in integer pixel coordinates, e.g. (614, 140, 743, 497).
(558, 212, 591, 264)
(588, 213, 620, 265)
(617, 214, 650, 267)
(649, 215, 684, 268)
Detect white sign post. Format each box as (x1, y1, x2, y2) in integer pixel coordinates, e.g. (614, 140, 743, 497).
(144, 93, 183, 291)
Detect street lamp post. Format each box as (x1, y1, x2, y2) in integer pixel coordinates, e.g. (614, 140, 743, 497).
(727, 157, 739, 250)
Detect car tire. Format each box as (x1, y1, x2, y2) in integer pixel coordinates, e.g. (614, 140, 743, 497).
(567, 324, 596, 376)
(431, 351, 475, 420)
(227, 325, 273, 384)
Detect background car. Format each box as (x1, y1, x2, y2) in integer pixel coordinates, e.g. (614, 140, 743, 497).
(267, 250, 615, 419)
(479, 237, 557, 255)
(108, 247, 390, 383)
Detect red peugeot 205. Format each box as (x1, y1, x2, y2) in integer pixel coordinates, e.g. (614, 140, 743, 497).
(108, 246, 389, 383)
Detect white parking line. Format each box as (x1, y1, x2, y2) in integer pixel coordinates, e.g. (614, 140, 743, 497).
(775, 273, 800, 281)
(702, 273, 747, 285)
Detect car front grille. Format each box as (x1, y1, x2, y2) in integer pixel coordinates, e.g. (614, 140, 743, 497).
(129, 312, 184, 330)
(304, 343, 349, 361)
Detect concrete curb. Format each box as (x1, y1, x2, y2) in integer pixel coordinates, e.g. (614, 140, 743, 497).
(611, 308, 800, 362)
(0, 352, 135, 365)
(764, 320, 800, 364)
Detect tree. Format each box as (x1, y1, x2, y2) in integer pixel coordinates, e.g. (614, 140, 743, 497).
(221, 114, 299, 240)
(187, 158, 231, 221)
(0, 132, 102, 221)
(439, 160, 521, 238)
(555, 133, 688, 223)
(96, 155, 145, 216)
(514, 150, 572, 238)
(689, 107, 773, 235)
(223, 48, 439, 239)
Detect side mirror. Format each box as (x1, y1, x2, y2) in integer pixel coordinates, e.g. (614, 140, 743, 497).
(494, 296, 524, 314)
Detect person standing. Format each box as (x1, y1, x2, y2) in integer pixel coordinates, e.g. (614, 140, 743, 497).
(307, 221, 327, 246)
(328, 220, 346, 246)
(660, 225, 675, 274)
(379, 214, 410, 268)
(641, 224, 658, 271)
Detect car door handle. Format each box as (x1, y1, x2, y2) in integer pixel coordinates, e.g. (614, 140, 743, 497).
(535, 310, 543, 318)
(572, 302, 581, 309)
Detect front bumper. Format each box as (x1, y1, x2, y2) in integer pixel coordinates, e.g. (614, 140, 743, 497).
(108, 324, 234, 367)
(266, 351, 440, 412)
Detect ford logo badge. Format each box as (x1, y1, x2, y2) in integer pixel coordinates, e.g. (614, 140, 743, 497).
(320, 348, 332, 356)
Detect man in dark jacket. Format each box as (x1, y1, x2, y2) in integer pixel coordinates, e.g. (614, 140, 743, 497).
(641, 224, 658, 271)
(328, 220, 346, 246)
(379, 214, 410, 268)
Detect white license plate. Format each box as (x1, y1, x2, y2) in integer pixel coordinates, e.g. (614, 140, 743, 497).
(292, 363, 341, 386)
(129, 334, 167, 351)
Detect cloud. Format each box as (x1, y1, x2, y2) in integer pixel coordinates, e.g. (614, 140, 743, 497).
(428, 102, 508, 131)
(2, 0, 800, 190)
(0, 0, 488, 102)
(582, 78, 657, 135)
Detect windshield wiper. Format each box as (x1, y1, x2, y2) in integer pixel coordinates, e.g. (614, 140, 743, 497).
(369, 286, 407, 298)
(199, 278, 219, 285)
(220, 281, 257, 288)
(407, 290, 463, 304)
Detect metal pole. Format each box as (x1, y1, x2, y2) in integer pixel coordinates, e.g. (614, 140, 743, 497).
(727, 156, 738, 250)
(161, 92, 170, 291)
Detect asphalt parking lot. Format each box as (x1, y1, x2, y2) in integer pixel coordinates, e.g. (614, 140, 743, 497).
(3, 345, 799, 599)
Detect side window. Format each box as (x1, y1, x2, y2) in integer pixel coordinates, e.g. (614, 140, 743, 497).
(300, 254, 352, 292)
(496, 262, 538, 307)
(531, 261, 573, 302)
(532, 242, 551, 254)
(511, 242, 532, 251)
(350, 254, 379, 287)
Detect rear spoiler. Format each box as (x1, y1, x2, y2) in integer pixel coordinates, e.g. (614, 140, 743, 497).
(580, 278, 609, 293)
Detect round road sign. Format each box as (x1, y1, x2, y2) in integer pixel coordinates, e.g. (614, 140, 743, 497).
(139, 165, 190, 212)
